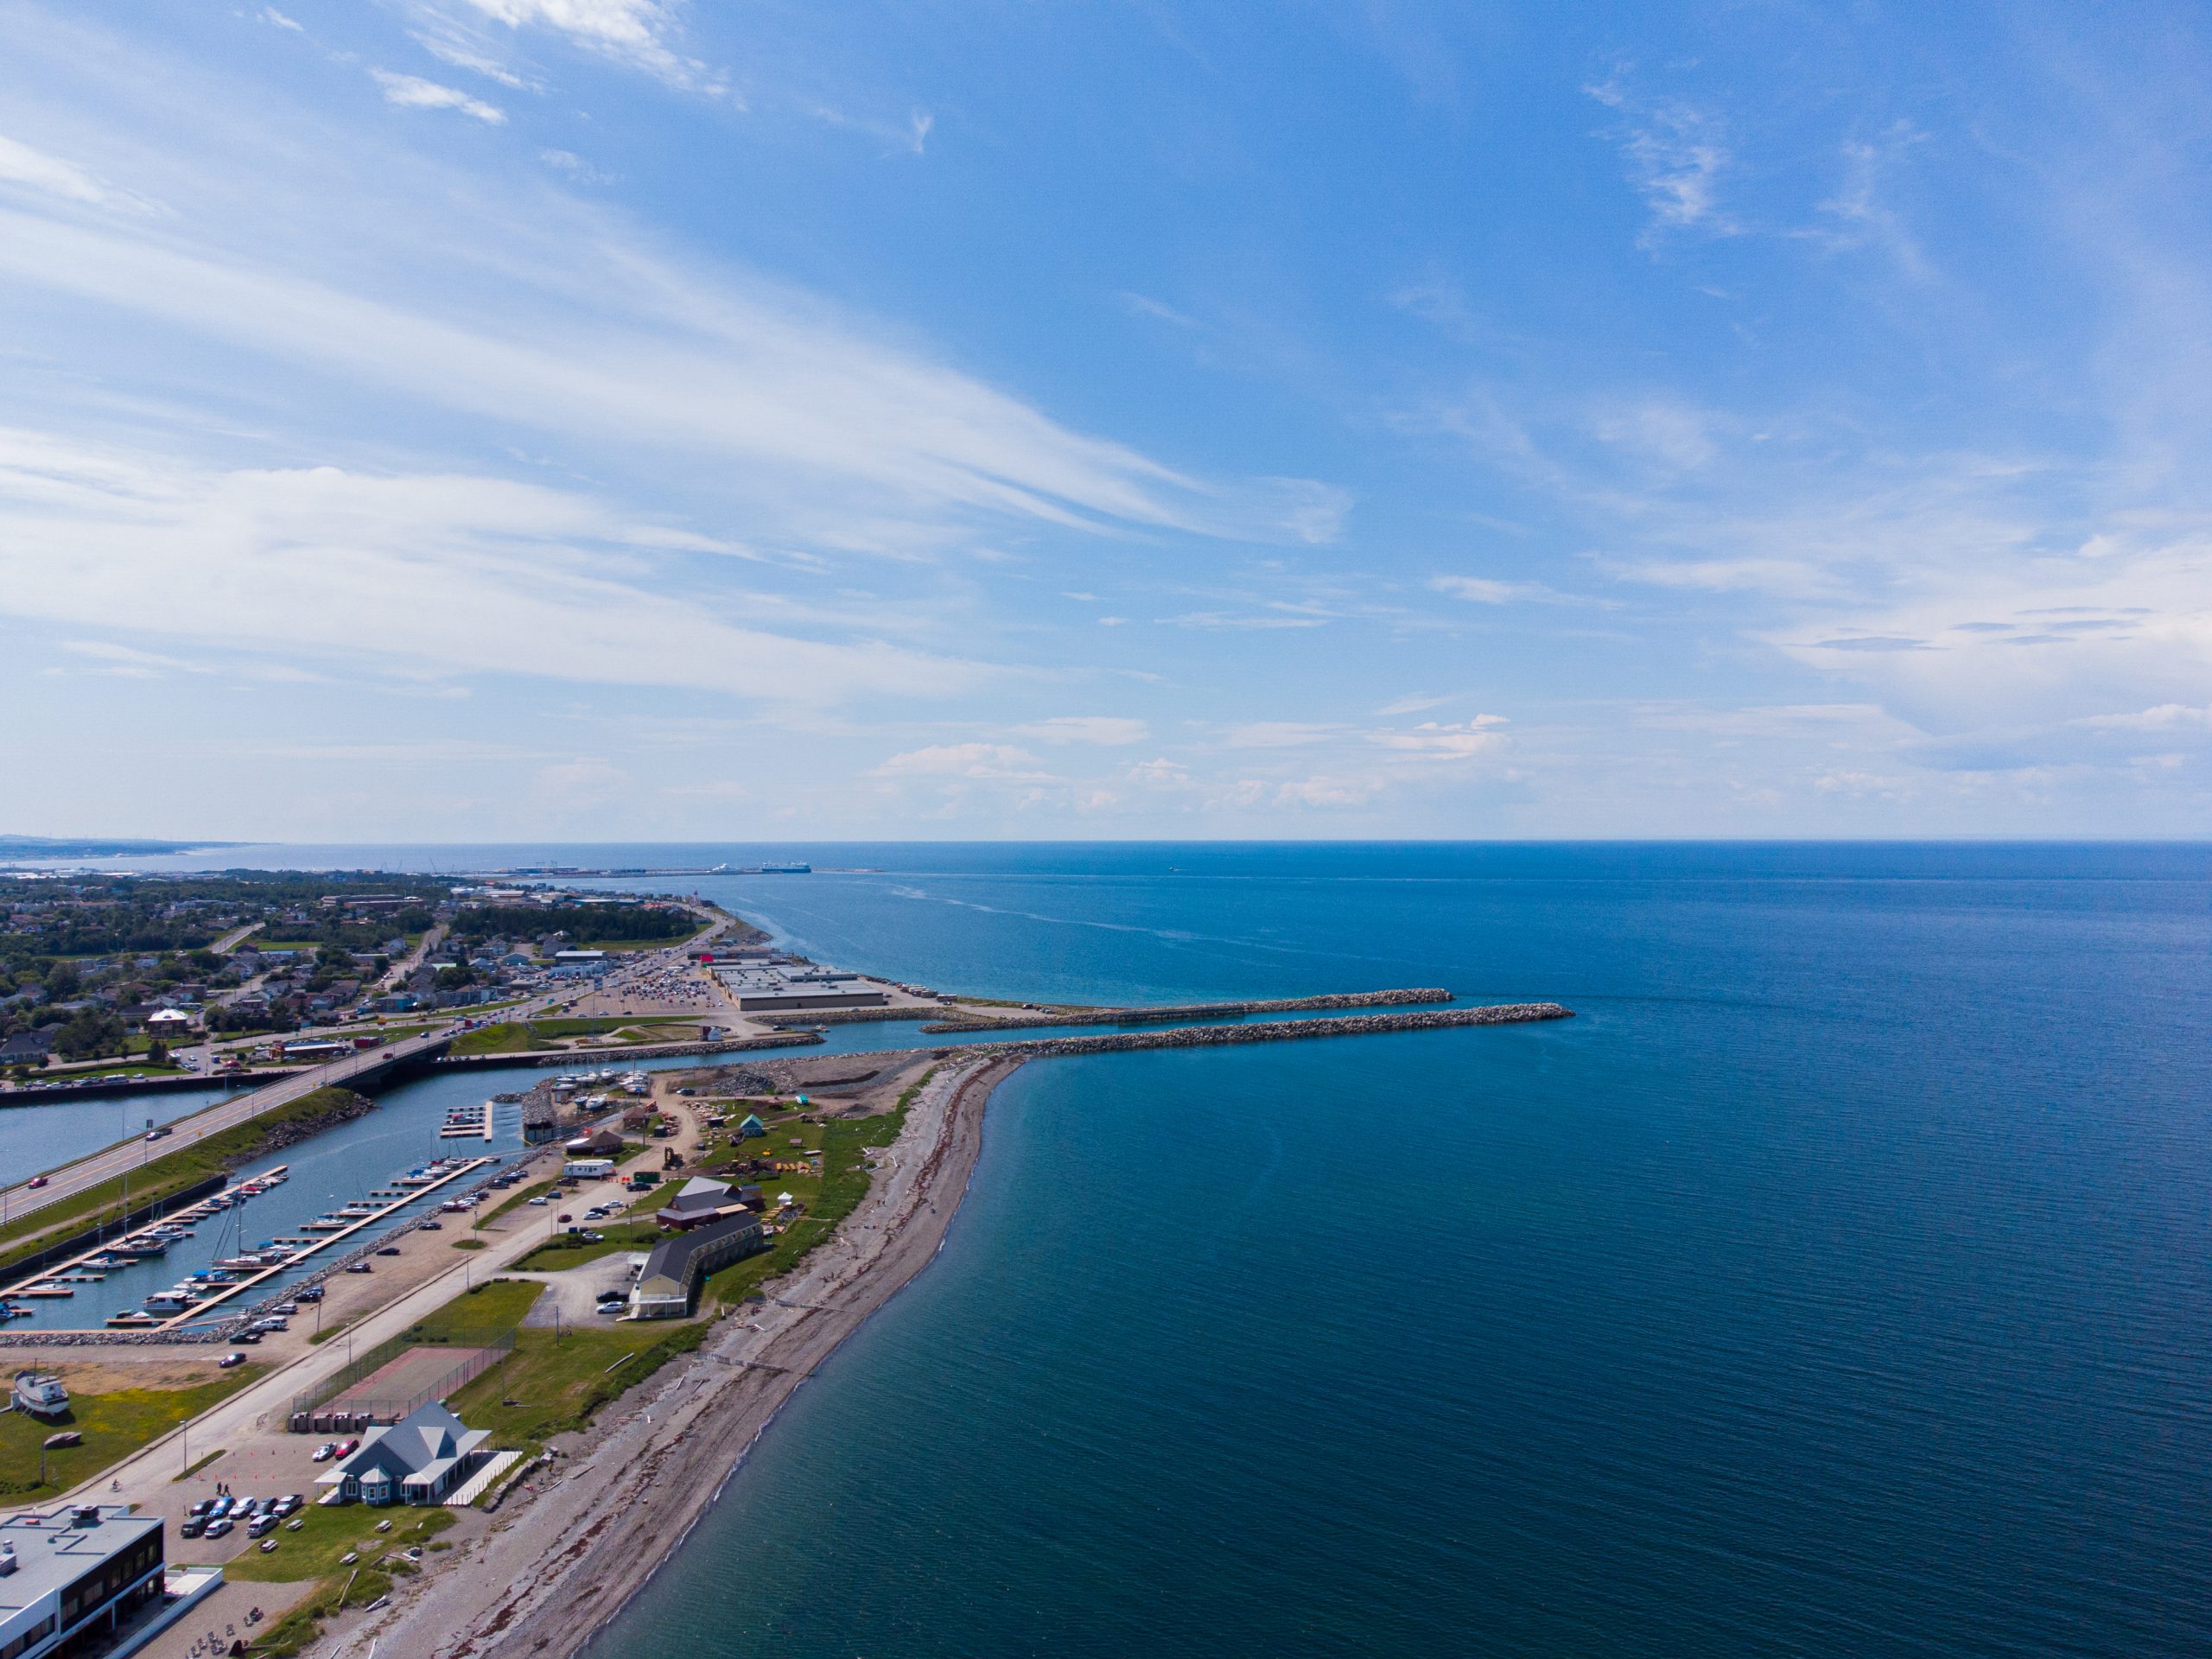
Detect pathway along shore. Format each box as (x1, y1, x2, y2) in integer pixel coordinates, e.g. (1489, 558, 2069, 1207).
(321, 1001, 1572, 1659)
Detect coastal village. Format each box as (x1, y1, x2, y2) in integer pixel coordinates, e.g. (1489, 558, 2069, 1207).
(0, 868, 1567, 1659)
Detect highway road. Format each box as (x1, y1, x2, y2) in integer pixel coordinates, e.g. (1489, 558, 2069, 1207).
(0, 1027, 460, 1234)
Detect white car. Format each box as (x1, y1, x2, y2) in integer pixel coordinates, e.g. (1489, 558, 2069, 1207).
(528, 1196, 550, 1206)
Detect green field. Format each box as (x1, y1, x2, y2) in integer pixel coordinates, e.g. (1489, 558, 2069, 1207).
(23, 1059, 187, 1083)
(474, 1176, 557, 1228)
(0, 1368, 264, 1497)
(699, 1084, 919, 1308)
(213, 1496, 454, 1584)
(383, 1275, 707, 1451)
(450, 1017, 704, 1056)
(0, 1086, 373, 1278)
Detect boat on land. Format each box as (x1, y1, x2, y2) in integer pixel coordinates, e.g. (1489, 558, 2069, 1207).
(11, 1370, 70, 1419)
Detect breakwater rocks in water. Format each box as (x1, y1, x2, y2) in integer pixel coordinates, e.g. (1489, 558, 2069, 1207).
(245, 1084, 377, 1156)
(919, 987, 1456, 1033)
(955, 1002, 1572, 1059)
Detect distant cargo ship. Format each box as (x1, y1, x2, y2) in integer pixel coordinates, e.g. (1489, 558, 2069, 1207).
(757, 862, 811, 874)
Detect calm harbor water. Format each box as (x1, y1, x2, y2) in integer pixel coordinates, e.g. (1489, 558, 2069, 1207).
(19, 842, 2212, 1653)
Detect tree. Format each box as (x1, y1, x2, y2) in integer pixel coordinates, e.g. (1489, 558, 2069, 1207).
(146, 1039, 170, 1067)
(53, 1009, 125, 1060)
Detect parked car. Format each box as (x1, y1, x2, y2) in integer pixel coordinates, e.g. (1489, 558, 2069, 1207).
(276, 1494, 304, 1516)
(376, 1247, 401, 1256)
(311, 1442, 337, 1462)
(204, 1516, 234, 1539)
(233, 1330, 263, 1344)
(218, 1351, 247, 1369)
(271, 1301, 298, 1315)
(345, 1262, 372, 1274)
(180, 1516, 207, 1538)
(418, 1220, 442, 1231)
(335, 1439, 359, 1458)
(188, 1499, 214, 1519)
(528, 1196, 550, 1206)
(297, 1285, 325, 1302)
(248, 1513, 279, 1538)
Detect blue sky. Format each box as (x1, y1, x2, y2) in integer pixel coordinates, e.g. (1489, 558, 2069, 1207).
(1, 0, 2208, 839)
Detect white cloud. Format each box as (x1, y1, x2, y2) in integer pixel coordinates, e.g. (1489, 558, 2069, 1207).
(260, 8, 304, 31)
(1370, 718, 1508, 760)
(371, 71, 508, 124)
(2073, 702, 2212, 731)
(1376, 694, 1447, 715)
(1429, 575, 1567, 605)
(538, 148, 613, 184)
(871, 743, 1054, 780)
(1586, 79, 1737, 245)
(1590, 397, 1718, 470)
(448, 0, 714, 90)
(0, 429, 982, 704)
(0, 133, 155, 213)
(0, 171, 1334, 548)
(1014, 716, 1148, 746)
(1165, 611, 1328, 630)
(1224, 722, 1336, 749)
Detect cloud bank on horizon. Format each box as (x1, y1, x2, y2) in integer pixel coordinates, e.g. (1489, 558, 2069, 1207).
(0, 0, 2207, 838)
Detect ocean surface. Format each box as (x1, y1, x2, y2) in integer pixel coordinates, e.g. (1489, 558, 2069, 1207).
(22, 842, 2212, 1654)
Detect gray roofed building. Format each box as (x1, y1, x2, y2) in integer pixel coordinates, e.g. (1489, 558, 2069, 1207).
(653, 1176, 747, 1231)
(315, 1401, 493, 1506)
(631, 1212, 765, 1319)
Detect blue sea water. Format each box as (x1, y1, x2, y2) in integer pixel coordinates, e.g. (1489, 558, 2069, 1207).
(584, 844, 2212, 1658)
(23, 842, 2212, 1653)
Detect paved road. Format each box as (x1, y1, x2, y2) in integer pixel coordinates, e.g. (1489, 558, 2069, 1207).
(0, 1028, 459, 1232)
(79, 1158, 646, 1510)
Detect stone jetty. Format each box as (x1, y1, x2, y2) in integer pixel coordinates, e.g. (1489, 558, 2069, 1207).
(961, 1001, 1572, 1059)
(918, 987, 1456, 1033)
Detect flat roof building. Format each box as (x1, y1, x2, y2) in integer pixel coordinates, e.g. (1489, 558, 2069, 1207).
(0, 1503, 166, 1659)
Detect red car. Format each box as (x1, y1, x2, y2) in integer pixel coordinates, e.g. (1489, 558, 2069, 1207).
(26, 1177, 48, 1190)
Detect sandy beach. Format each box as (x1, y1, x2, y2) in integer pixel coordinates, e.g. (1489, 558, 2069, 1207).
(315, 1051, 1017, 1659)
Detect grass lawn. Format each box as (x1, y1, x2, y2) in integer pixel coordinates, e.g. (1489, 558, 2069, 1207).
(446, 1316, 709, 1451)
(474, 1177, 557, 1228)
(449, 1015, 702, 1056)
(405, 1277, 543, 1339)
(214, 1496, 454, 1584)
(0, 1367, 264, 1498)
(0, 1086, 373, 1278)
(26, 1059, 188, 1083)
(700, 1086, 919, 1308)
(512, 1216, 659, 1270)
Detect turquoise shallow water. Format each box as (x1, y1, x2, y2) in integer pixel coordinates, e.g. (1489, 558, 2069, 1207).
(25, 843, 2212, 1653)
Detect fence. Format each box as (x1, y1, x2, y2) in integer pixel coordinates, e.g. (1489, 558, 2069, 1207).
(289, 1326, 515, 1428)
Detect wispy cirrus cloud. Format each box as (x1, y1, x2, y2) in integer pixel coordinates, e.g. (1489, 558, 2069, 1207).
(0, 429, 982, 704)
(371, 71, 507, 124)
(1585, 75, 1738, 246)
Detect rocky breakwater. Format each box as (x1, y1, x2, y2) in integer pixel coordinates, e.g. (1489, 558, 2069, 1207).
(957, 1001, 1573, 1059)
(921, 987, 1457, 1033)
